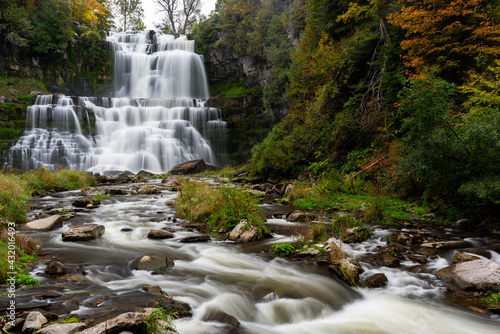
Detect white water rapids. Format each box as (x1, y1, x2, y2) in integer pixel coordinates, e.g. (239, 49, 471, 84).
(4, 31, 226, 173)
(28, 182, 500, 334)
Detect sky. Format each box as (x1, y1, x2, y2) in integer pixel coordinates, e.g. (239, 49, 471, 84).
(142, 0, 218, 30)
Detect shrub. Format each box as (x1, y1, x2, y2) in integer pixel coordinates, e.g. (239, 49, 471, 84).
(270, 242, 296, 256)
(333, 214, 362, 236)
(175, 180, 266, 233)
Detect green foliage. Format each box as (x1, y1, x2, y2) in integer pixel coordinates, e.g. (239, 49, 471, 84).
(0, 172, 30, 223)
(0, 237, 39, 286)
(24, 168, 97, 196)
(144, 307, 176, 334)
(92, 194, 111, 201)
(175, 179, 267, 233)
(31, 0, 73, 54)
(481, 291, 500, 305)
(270, 242, 296, 256)
(0, 3, 32, 47)
(63, 316, 81, 324)
(190, 18, 218, 55)
(333, 215, 362, 236)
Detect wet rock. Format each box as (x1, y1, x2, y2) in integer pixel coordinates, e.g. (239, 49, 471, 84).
(179, 235, 211, 243)
(456, 218, 472, 231)
(362, 273, 388, 288)
(436, 259, 500, 292)
(342, 226, 371, 243)
(202, 309, 240, 329)
(168, 159, 207, 175)
(79, 312, 145, 334)
(389, 230, 427, 245)
(105, 187, 128, 195)
(292, 248, 321, 258)
(421, 240, 470, 250)
(4, 317, 24, 332)
(135, 255, 174, 271)
(52, 185, 69, 192)
(453, 251, 481, 264)
(153, 297, 192, 318)
(287, 210, 313, 222)
(362, 253, 400, 268)
(26, 215, 63, 231)
(62, 224, 105, 241)
(117, 173, 133, 183)
(136, 170, 156, 178)
(228, 220, 262, 242)
(136, 184, 162, 195)
(44, 258, 66, 275)
(72, 198, 100, 208)
(147, 229, 174, 239)
(328, 258, 361, 287)
(408, 253, 427, 264)
(233, 169, 248, 177)
(22, 311, 48, 332)
(36, 323, 87, 334)
(121, 227, 133, 232)
(142, 285, 169, 297)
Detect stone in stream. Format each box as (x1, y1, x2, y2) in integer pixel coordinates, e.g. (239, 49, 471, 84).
(142, 285, 169, 297)
(135, 184, 162, 195)
(179, 235, 211, 243)
(135, 255, 174, 271)
(44, 258, 66, 275)
(62, 224, 105, 241)
(78, 312, 146, 334)
(135, 170, 156, 178)
(228, 220, 262, 243)
(202, 309, 240, 329)
(36, 323, 87, 334)
(362, 273, 389, 288)
(72, 198, 100, 208)
(22, 311, 48, 332)
(328, 258, 362, 287)
(453, 251, 481, 264)
(436, 259, 500, 292)
(287, 210, 313, 222)
(26, 215, 63, 231)
(147, 229, 174, 239)
(342, 226, 371, 243)
(421, 240, 470, 249)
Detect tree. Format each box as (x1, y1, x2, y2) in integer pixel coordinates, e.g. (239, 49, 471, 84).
(389, 0, 500, 81)
(155, 0, 201, 34)
(0, 0, 32, 47)
(111, 0, 144, 31)
(31, 0, 73, 53)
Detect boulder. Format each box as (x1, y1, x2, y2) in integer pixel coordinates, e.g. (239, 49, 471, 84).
(36, 323, 87, 334)
(117, 173, 133, 183)
(389, 231, 427, 245)
(44, 259, 66, 275)
(202, 309, 240, 329)
(104, 187, 128, 195)
(135, 255, 174, 271)
(136, 170, 156, 178)
(153, 297, 192, 318)
(453, 251, 481, 264)
(362, 273, 389, 288)
(26, 215, 63, 231)
(328, 258, 361, 287)
(22, 311, 48, 332)
(342, 226, 371, 243)
(72, 198, 100, 208)
(147, 230, 174, 239)
(287, 210, 314, 222)
(168, 159, 207, 175)
(421, 240, 470, 250)
(142, 285, 169, 297)
(228, 220, 262, 242)
(436, 259, 500, 292)
(62, 224, 105, 241)
(79, 312, 145, 334)
(179, 235, 211, 243)
(136, 184, 162, 195)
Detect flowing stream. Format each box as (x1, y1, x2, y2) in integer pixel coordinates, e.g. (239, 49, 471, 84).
(27, 181, 500, 334)
(4, 31, 226, 173)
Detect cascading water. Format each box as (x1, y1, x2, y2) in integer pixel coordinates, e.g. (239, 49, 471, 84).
(3, 31, 226, 173)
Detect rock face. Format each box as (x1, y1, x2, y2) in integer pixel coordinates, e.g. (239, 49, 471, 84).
(22, 311, 48, 332)
(342, 226, 371, 243)
(228, 220, 262, 242)
(37, 323, 87, 334)
(62, 224, 105, 241)
(168, 159, 207, 175)
(79, 312, 146, 334)
(135, 255, 174, 271)
(436, 259, 500, 292)
(26, 215, 63, 231)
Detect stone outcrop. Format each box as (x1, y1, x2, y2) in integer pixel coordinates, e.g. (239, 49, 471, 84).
(421, 240, 470, 249)
(135, 255, 174, 271)
(436, 259, 500, 292)
(37, 323, 87, 334)
(147, 230, 174, 239)
(26, 215, 63, 231)
(44, 258, 66, 275)
(168, 159, 207, 175)
(62, 224, 105, 241)
(228, 220, 262, 243)
(79, 312, 146, 334)
(342, 226, 371, 244)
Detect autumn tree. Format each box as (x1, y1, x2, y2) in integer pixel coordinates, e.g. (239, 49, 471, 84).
(389, 0, 500, 81)
(111, 0, 144, 31)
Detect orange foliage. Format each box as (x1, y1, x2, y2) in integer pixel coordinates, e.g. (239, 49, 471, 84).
(70, 0, 109, 28)
(389, 0, 500, 78)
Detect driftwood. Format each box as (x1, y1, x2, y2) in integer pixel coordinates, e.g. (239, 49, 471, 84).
(342, 154, 389, 183)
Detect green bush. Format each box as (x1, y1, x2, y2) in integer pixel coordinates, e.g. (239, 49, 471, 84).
(270, 242, 296, 256)
(175, 180, 266, 233)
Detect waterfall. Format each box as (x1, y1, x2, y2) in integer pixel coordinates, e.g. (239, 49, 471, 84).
(3, 31, 226, 174)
